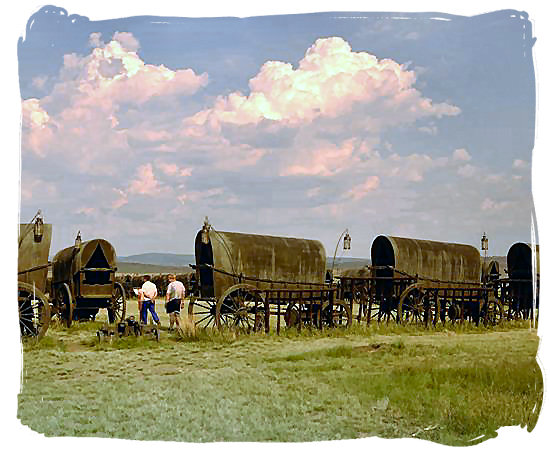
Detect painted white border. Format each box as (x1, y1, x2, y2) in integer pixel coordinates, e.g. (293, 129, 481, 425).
(3, 1, 548, 449)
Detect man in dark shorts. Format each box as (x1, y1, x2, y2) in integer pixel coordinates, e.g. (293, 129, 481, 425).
(165, 274, 185, 331)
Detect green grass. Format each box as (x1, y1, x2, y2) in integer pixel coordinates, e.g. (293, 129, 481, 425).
(18, 319, 542, 445)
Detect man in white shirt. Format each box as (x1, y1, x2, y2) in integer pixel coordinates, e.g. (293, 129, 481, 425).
(139, 275, 160, 326)
(165, 274, 185, 331)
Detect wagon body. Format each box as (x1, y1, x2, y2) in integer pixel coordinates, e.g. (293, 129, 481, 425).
(18, 223, 52, 293)
(18, 218, 53, 338)
(52, 238, 123, 320)
(371, 235, 481, 285)
(482, 260, 501, 283)
(507, 242, 539, 279)
(195, 228, 326, 299)
(190, 226, 345, 331)
(503, 242, 539, 317)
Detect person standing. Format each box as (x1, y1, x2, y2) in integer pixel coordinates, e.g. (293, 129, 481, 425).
(140, 274, 160, 326)
(165, 273, 185, 331)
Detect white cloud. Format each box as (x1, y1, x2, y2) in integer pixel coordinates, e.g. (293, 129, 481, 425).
(20, 32, 208, 173)
(513, 159, 528, 169)
(183, 37, 459, 133)
(453, 148, 472, 161)
(457, 164, 476, 178)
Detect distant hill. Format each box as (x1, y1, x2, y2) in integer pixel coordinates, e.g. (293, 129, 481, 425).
(118, 253, 195, 267)
(117, 262, 193, 275)
(328, 257, 370, 270)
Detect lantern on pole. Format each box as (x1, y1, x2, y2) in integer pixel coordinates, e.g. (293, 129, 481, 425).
(33, 210, 44, 243)
(201, 216, 211, 244)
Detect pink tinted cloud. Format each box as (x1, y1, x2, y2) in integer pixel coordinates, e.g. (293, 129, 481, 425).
(453, 148, 472, 161)
(184, 37, 459, 131)
(111, 188, 128, 209)
(20, 32, 208, 167)
(345, 176, 380, 200)
(127, 163, 167, 196)
(156, 161, 193, 177)
(282, 139, 358, 177)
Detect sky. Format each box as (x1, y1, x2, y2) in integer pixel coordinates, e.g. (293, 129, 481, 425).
(17, 6, 537, 258)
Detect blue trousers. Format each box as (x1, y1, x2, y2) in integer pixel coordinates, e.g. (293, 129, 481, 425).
(141, 300, 160, 324)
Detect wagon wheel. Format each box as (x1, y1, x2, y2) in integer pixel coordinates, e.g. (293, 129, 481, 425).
(355, 285, 371, 322)
(445, 302, 462, 324)
(482, 299, 503, 326)
(18, 281, 50, 340)
(378, 297, 399, 323)
(108, 282, 127, 323)
(320, 300, 352, 328)
(284, 303, 301, 327)
(215, 284, 265, 332)
(284, 301, 321, 328)
(364, 289, 383, 323)
(188, 297, 218, 329)
(397, 285, 438, 326)
(54, 283, 74, 327)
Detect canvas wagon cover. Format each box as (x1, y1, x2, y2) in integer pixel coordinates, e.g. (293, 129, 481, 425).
(195, 229, 326, 298)
(52, 239, 117, 284)
(18, 223, 52, 293)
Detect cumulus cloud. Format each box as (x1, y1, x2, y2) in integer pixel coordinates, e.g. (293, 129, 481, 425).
(20, 32, 208, 172)
(127, 163, 168, 196)
(453, 148, 472, 161)
(183, 37, 460, 133)
(112, 31, 140, 52)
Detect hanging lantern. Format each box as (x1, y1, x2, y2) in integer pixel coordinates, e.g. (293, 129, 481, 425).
(33, 215, 43, 243)
(481, 232, 488, 251)
(201, 216, 211, 244)
(343, 231, 351, 250)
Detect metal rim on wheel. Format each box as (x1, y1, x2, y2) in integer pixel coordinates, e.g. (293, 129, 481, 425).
(54, 282, 74, 327)
(108, 282, 127, 323)
(18, 281, 51, 340)
(397, 285, 437, 326)
(215, 284, 264, 332)
(321, 300, 352, 328)
(188, 296, 218, 329)
(483, 299, 503, 326)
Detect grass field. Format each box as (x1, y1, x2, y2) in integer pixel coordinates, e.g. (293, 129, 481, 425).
(18, 300, 543, 445)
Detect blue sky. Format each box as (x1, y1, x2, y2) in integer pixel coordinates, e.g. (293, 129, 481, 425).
(18, 6, 537, 257)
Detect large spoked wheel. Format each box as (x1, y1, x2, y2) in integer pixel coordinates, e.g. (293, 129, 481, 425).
(54, 283, 74, 327)
(108, 282, 127, 323)
(482, 299, 503, 326)
(397, 286, 438, 326)
(188, 296, 218, 329)
(440, 301, 462, 324)
(18, 281, 51, 340)
(320, 300, 352, 328)
(215, 284, 265, 332)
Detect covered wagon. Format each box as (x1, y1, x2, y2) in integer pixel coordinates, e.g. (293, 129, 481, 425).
(369, 235, 496, 325)
(189, 220, 350, 331)
(18, 211, 52, 338)
(499, 242, 539, 320)
(51, 235, 126, 324)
